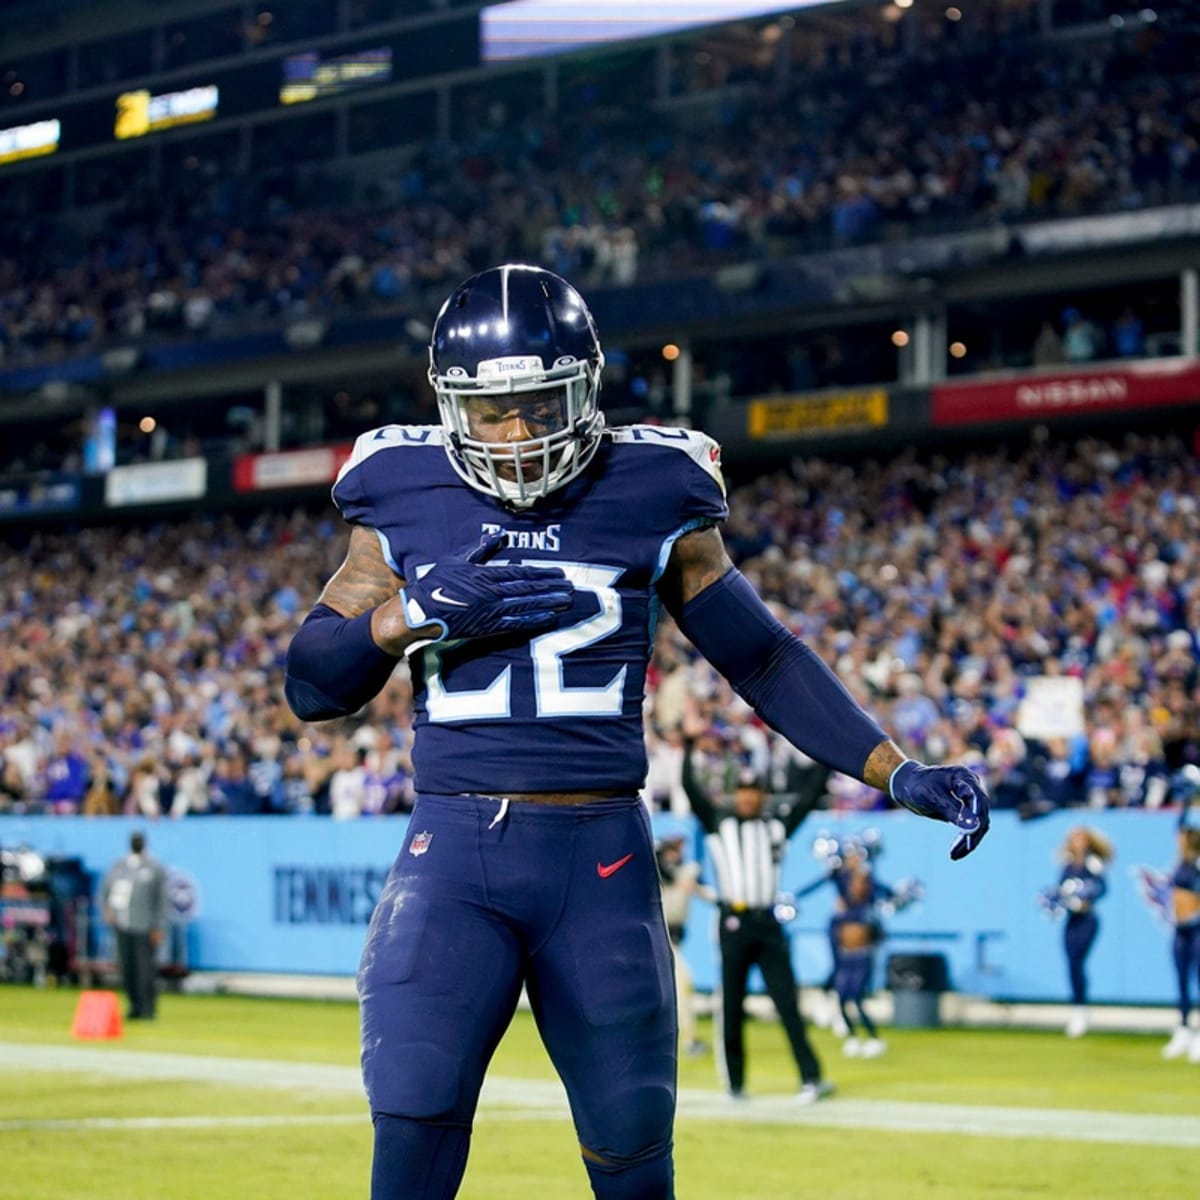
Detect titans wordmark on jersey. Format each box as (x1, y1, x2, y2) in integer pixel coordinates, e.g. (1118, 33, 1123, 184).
(332, 424, 728, 794)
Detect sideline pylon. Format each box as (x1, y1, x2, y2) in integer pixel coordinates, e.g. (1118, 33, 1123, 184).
(71, 990, 124, 1040)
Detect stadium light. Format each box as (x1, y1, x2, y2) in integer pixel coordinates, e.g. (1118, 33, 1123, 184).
(481, 1, 853, 62)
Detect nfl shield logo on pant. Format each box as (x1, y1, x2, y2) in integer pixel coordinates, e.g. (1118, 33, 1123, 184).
(409, 831, 433, 856)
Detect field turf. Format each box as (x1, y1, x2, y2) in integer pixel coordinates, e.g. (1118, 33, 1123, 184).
(1, 987, 1196, 1199)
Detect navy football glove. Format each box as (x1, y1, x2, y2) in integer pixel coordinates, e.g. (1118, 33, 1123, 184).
(889, 761, 990, 861)
(400, 530, 574, 646)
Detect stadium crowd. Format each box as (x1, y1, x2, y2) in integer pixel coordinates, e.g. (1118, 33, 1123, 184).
(1, 12, 1198, 365)
(2, 429, 1199, 821)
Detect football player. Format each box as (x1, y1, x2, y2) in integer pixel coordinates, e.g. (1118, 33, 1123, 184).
(284, 264, 991, 1200)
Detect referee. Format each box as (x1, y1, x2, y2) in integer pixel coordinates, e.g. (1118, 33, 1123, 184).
(682, 733, 833, 1103)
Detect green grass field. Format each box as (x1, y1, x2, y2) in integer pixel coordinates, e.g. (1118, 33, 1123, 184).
(1, 987, 1196, 1199)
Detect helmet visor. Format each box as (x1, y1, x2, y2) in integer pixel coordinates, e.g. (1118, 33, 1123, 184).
(462, 387, 570, 441)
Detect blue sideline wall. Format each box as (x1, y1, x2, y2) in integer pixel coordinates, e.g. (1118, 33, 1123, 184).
(0, 811, 1184, 1005)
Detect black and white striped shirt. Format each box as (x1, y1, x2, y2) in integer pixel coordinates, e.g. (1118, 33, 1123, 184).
(681, 746, 815, 911)
(706, 812, 788, 909)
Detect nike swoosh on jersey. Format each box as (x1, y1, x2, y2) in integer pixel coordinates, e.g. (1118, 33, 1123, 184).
(597, 853, 634, 879)
(430, 587, 469, 607)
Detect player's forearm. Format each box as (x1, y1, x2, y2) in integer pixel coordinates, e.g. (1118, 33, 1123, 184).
(284, 603, 404, 721)
(678, 568, 898, 784)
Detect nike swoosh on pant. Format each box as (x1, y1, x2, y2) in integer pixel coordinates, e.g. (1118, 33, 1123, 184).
(430, 587, 469, 607)
(597, 853, 634, 879)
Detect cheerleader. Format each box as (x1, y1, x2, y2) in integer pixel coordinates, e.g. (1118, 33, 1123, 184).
(800, 832, 922, 1056)
(1140, 824, 1200, 1061)
(1038, 826, 1112, 1038)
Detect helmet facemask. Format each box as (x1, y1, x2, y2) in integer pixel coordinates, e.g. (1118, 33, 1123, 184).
(433, 354, 605, 508)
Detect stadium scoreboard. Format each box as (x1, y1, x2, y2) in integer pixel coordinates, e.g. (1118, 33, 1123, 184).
(0, 15, 476, 165)
(114, 85, 220, 140)
(0, 117, 60, 165)
(280, 47, 393, 106)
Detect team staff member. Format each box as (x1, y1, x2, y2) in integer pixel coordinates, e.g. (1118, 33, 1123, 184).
(99, 830, 168, 1021)
(655, 832, 715, 1057)
(681, 729, 830, 1102)
(284, 264, 991, 1199)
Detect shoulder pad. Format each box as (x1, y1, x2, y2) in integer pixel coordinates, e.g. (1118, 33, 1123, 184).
(608, 424, 725, 496)
(336, 425, 444, 484)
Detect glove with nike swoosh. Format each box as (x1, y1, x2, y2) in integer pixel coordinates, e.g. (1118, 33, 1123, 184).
(400, 529, 575, 647)
(889, 760, 991, 861)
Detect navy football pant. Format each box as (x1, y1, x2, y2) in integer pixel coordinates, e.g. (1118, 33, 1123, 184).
(1063, 912, 1098, 1005)
(359, 794, 677, 1199)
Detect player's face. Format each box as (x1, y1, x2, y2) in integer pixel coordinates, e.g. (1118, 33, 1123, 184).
(464, 389, 569, 481)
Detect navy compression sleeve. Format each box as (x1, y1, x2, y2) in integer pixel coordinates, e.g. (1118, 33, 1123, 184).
(284, 603, 399, 721)
(676, 568, 889, 780)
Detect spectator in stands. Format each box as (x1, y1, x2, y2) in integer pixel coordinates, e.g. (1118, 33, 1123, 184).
(328, 742, 370, 821)
(1032, 320, 1065, 366)
(82, 755, 120, 817)
(169, 754, 213, 818)
(42, 731, 89, 815)
(1112, 307, 1147, 357)
(210, 751, 257, 815)
(1061, 307, 1104, 362)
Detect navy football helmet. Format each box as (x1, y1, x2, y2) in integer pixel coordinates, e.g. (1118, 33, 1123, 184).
(429, 264, 605, 507)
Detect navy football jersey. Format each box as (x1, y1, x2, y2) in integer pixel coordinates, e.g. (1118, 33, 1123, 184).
(332, 424, 728, 793)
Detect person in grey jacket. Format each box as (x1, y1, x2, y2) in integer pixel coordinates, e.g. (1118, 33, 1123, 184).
(100, 831, 168, 1020)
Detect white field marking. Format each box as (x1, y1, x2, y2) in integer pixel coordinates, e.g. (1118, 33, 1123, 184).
(4, 1043, 1200, 1147)
(0, 1114, 365, 1132)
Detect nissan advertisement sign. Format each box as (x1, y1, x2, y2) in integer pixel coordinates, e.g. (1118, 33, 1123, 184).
(932, 358, 1200, 426)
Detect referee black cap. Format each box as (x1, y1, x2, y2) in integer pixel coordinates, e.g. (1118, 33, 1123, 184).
(735, 766, 767, 792)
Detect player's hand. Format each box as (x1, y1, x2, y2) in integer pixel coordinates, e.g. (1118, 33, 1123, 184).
(889, 761, 990, 861)
(400, 530, 574, 644)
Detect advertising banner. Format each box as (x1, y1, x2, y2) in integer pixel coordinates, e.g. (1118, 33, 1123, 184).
(232, 444, 354, 492)
(747, 388, 888, 439)
(104, 458, 207, 507)
(932, 358, 1200, 426)
(0, 811, 1184, 1004)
